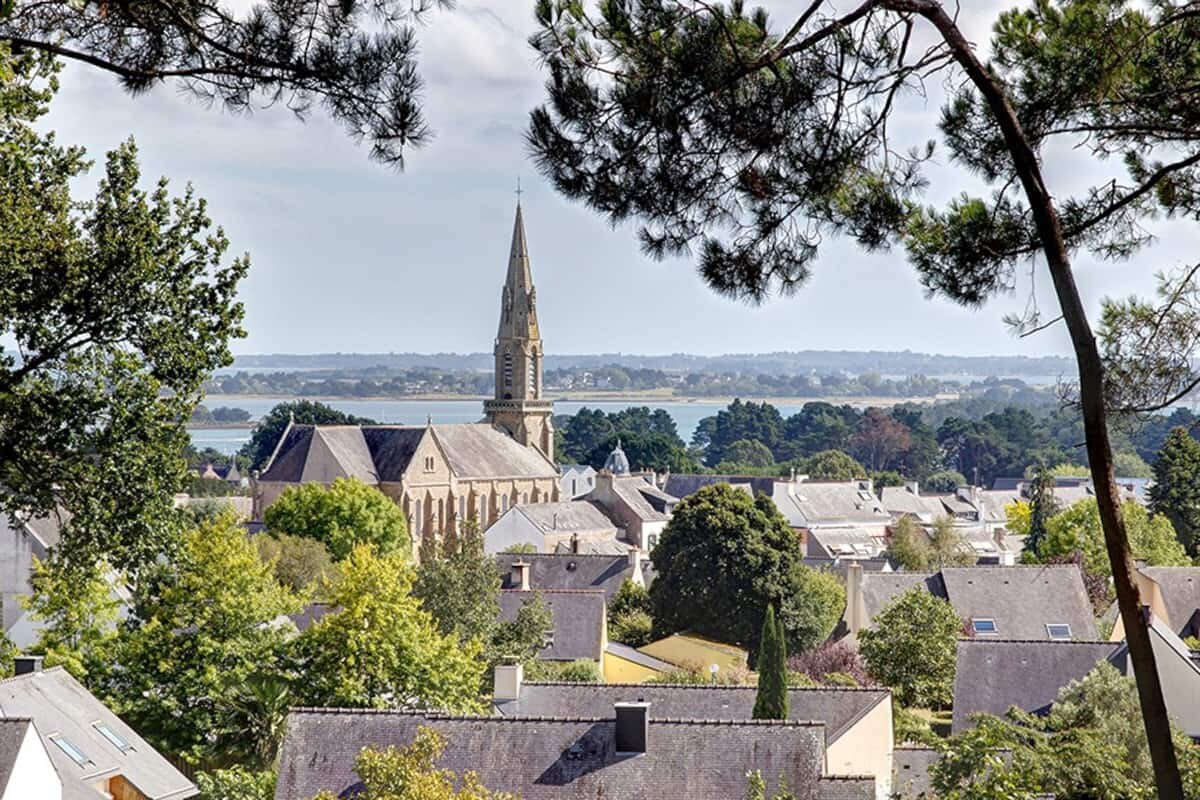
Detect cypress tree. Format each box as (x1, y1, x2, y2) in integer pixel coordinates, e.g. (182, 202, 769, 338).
(752, 605, 789, 720)
(1149, 428, 1200, 558)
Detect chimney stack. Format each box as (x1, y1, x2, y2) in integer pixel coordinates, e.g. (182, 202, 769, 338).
(512, 560, 531, 592)
(14, 656, 43, 676)
(614, 702, 649, 753)
(493, 662, 524, 702)
(845, 562, 866, 642)
(571, 532, 580, 554)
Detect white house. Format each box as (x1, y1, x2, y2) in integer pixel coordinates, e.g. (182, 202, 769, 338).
(0, 718, 61, 800)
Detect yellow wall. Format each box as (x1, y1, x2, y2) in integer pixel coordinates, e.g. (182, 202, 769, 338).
(604, 652, 665, 683)
(638, 633, 748, 672)
(825, 696, 893, 800)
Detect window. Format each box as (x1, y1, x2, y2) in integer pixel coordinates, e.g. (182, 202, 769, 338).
(93, 722, 133, 753)
(50, 736, 90, 766)
(423, 456, 435, 472)
(971, 618, 998, 635)
(503, 351, 513, 388)
(529, 357, 538, 393)
(1046, 623, 1072, 641)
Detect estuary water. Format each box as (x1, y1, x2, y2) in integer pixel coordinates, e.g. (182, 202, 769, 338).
(189, 397, 817, 456)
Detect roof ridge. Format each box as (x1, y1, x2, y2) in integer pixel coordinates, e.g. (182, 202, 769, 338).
(499, 588, 607, 595)
(0, 665, 68, 686)
(519, 681, 888, 693)
(288, 707, 826, 726)
(497, 552, 626, 560)
(958, 638, 1117, 645)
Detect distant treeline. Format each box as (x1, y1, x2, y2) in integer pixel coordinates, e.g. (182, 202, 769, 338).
(204, 365, 1049, 399)
(228, 349, 1074, 377)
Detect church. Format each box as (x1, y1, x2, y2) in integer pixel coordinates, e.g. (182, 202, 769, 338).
(251, 202, 562, 545)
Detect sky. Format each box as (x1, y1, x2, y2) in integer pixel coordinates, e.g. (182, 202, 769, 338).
(40, 1, 1200, 359)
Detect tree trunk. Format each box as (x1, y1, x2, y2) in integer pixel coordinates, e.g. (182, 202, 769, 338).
(891, 2, 1184, 796)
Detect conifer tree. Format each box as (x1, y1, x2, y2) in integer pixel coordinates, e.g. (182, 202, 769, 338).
(1149, 428, 1200, 558)
(752, 605, 788, 720)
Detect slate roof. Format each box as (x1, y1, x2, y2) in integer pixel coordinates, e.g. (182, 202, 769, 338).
(553, 538, 629, 556)
(892, 746, 940, 799)
(662, 474, 776, 500)
(496, 553, 636, 599)
(950, 639, 1120, 732)
(515, 501, 619, 537)
(497, 590, 606, 661)
(491, 682, 890, 744)
(261, 423, 557, 484)
(0, 718, 32, 798)
(772, 482, 890, 527)
(1139, 566, 1200, 635)
(807, 528, 888, 559)
(275, 708, 867, 800)
(878, 486, 946, 519)
(0, 666, 196, 800)
(857, 566, 1098, 641)
(605, 476, 676, 522)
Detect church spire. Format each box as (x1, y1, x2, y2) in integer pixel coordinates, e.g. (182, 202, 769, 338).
(507, 202, 534, 295)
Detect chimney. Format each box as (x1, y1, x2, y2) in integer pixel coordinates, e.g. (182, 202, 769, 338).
(571, 532, 580, 554)
(14, 656, 43, 676)
(493, 662, 524, 702)
(511, 560, 531, 592)
(845, 562, 866, 640)
(905, 481, 919, 496)
(614, 702, 649, 753)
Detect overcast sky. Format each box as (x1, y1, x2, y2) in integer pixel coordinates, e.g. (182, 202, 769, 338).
(41, 1, 1200, 358)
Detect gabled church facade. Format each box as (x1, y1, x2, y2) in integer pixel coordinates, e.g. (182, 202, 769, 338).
(251, 203, 561, 546)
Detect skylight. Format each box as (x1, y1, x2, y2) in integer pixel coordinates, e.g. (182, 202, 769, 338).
(50, 735, 90, 766)
(1046, 623, 1072, 641)
(971, 618, 998, 635)
(93, 722, 133, 752)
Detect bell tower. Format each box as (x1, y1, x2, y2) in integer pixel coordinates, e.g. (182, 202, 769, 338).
(484, 201, 555, 460)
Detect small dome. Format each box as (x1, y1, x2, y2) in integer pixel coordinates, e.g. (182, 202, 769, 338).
(604, 440, 630, 475)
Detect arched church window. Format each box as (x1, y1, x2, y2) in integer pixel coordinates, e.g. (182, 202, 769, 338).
(528, 356, 537, 393)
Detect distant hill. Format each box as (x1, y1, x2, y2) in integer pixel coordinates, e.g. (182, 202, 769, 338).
(228, 350, 1073, 378)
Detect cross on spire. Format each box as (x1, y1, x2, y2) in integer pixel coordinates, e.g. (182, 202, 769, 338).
(515, 177, 524, 204)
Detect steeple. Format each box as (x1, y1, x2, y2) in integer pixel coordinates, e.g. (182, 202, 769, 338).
(485, 199, 555, 461)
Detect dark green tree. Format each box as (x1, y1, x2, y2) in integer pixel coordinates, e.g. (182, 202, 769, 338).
(1, 55, 245, 572)
(2, 0, 447, 167)
(1025, 465, 1061, 557)
(858, 588, 960, 709)
(528, 2, 1200, 785)
(1149, 427, 1200, 557)
(241, 400, 377, 471)
(752, 605, 788, 720)
(692, 399, 784, 466)
(794, 449, 865, 481)
(263, 477, 408, 560)
(649, 484, 843, 659)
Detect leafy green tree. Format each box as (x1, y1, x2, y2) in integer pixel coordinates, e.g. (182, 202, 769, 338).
(1039, 499, 1190, 577)
(608, 609, 654, 648)
(104, 515, 299, 761)
(1113, 450, 1153, 480)
(780, 403, 859, 460)
(924, 470, 967, 493)
(240, 400, 377, 471)
(859, 588, 960, 709)
(888, 517, 975, 571)
(526, 658, 602, 683)
(693, 400, 784, 466)
(650, 484, 843, 660)
(264, 477, 408, 560)
(718, 439, 776, 469)
(850, 408, 912, 473)
(195, 767, 276, 800)
(794, 450, 865, 481)
(295, 544, 485, 712)
(1149, 427, 1200, 557)
(256, 533, 337, 595)
(932, 663, 1200, 799)
(210, 672, 293, 769)
(0, 55, 245, 572)
(752, 606, 788, 720)
(312, 727, 517, 800)
(610, 579, 652, 619)
(21, 556, 120, 680)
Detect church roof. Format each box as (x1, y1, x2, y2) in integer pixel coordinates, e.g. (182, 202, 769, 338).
(260, 422, 556, 484)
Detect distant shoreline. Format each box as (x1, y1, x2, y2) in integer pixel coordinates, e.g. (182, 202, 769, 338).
(195, 390, 960, 412)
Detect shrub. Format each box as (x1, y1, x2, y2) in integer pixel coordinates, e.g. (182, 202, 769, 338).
(788, 640, 870, 686)
(608, 609, 654, 648)
(525, 659, 601, 683)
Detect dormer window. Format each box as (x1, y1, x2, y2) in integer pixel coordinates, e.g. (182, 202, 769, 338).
(93, 722, 133, 752)
(1046, 623, 1072, 641)
(50, 735, 91, 766)
(971, 618, 998, 635)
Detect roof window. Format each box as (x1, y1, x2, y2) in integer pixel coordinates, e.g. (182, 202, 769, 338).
(94, 722, 133, 752)
(971, 618, 998, 635)
(50, 735, 91, 766)
(1046, 623, 1072, 641)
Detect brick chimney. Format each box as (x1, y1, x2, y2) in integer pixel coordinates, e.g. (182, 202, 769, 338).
(614, 702, 649, 753)
(493, 663, 524, 702)
(511, 560, 531, 592)
(14, 656, 43, 676)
